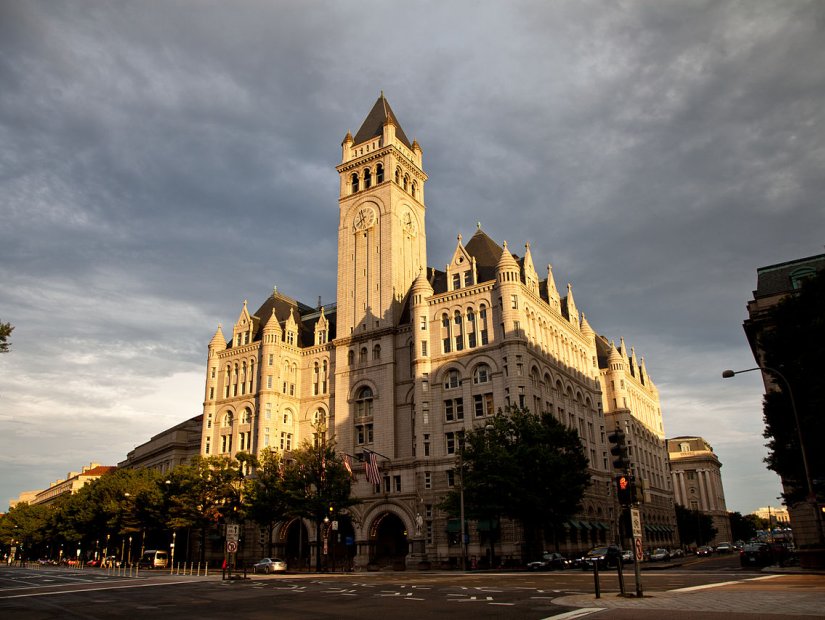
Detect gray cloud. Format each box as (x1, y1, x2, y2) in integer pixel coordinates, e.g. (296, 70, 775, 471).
(2, 0, 823, 513)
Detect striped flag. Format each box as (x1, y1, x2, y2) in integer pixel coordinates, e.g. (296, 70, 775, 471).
(364, 450, 381, 486)
(342, 454, 354, 479)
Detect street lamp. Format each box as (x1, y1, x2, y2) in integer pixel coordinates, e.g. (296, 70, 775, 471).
(722, 366, 824, 545)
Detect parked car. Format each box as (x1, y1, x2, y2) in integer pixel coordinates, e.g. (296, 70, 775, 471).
(137, 550, 169, 569)
(669, 548, 685, 558)
(649, 548, 670, 562)
(740, 542, 773, 567)
(581, 545, 622, 570)
(621, 549, 634, 563)
(695, 546, 713, 557)
(715, 542, 733, 553)
(253, 557, 287, 574)
(526, 552, 570, 571)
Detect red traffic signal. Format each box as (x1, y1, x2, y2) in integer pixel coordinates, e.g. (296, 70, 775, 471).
(616, 474, 636, 506)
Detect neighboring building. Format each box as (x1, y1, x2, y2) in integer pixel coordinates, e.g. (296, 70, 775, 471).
(668, 436, 732, 545)
(9, 490, 39, 509)
(118, 414, 203, 473)
(742, 253, 825, 559)
(601, 337, 679, 548)
(753, 505, 790, 525)
(21, 463, 115, 506)
(199, 94, 676, 568)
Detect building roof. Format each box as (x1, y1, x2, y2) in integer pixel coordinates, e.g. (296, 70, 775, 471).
(753, 252, 825, 299)
(352, 93, 413, 150)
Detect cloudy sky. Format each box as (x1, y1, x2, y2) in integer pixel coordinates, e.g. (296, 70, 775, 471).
(1, 1, 823, 515)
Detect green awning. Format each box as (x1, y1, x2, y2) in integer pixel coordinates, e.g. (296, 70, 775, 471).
(477, 518, 499, 532)
(446, 519, 461, 533)
(595, 522, 609, 531)
(580, 521, 593, 530)
(567, 520, 583, 529)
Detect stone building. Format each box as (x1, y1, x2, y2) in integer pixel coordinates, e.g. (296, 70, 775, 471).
(13, 463, 115, 507)
(199, 94, 676, 568)
(118, 414, 203, 474)
(668, 436, 731, 545)
(742, 252, 825, 563)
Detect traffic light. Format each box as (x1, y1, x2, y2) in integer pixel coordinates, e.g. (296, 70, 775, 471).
(616, 474, 637, 506)
(608, 428, 630, 471)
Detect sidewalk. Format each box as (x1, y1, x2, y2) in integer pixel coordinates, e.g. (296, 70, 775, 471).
(552, 573, 825, 616)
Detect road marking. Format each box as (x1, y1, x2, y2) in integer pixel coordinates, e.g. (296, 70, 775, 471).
(542, 609, 605, 619)
(669, 574, 783, 593)
(0, 580, 194, 600)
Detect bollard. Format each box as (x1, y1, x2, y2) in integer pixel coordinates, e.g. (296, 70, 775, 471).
(616, 556, 625, 596)
(592, 560, 601, 599)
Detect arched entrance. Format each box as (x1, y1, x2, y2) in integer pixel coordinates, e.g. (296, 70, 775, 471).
(324, 515, 356, 571)
(370, 512, 408, 569)
(282, 518, 310, 571)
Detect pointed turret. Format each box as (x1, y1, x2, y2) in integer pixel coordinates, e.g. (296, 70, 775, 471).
(496, 241, 520, 278)
(565, 283, 579, 327)
(545, 264, 560, 311)
(580, 314, 594, 338)
(523, 243, 539, 294)
(209, 324, 227, 352)
(262, 307, 282, 336)
(353, 92, 412, 149)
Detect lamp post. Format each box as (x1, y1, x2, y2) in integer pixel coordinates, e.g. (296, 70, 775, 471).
(723, 366, 824, 545)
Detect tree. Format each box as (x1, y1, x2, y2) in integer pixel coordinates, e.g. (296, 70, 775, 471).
(164, 455, 243, 564)
(675, 504, 717, 546)
(281, 437, 358, 571)
(729, 511, 757, 543)
(0, 321, 13, 353)
(759, 270, 825, 507)
(443, 406, 590, 561)
(244, 448, 290, 557)
(0, 502, 51, 560)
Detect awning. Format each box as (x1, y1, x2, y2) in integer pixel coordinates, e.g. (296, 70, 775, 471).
(446, 519, 461, 533)
(567, 520, 583, 529)
(595, 522, 609, 531)
(477, 518, 499, 532)
(580, 521, 593, 530)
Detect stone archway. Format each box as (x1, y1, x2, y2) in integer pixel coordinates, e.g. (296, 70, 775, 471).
(370, 511, 408, 569)
(282, 518, 310, 571)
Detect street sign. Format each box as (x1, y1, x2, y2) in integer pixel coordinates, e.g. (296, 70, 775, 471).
(630, 507, 642, 539)
(226, 541, 238, 553)
(634, 537, 643, 562)
(226, 524, 240, 543)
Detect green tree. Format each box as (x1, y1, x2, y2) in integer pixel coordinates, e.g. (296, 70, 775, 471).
(0, 321, 13, 353)
(0, 502, 51, 560)
(759, 270, 825, 508)
(675, 504, 717, 546)
(443, 406, 590, 561)
(281, 438, 358, 571)
(244, 448, 290, 557)
(164, 455, 243, 564)
(728, 511, 757, 542)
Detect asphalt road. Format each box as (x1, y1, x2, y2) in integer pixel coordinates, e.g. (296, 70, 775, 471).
(0, 554, 804, 620)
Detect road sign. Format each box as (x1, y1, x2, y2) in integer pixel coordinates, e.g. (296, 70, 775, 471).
(630, 507, 642, 539)
(226, 524, 240, 543)
(634, 537, 643, 562)
(226, 540, 238, 553)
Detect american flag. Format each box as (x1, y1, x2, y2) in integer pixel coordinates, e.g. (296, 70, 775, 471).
(342, 454, 354, 479)
(364, 450, 381, 486)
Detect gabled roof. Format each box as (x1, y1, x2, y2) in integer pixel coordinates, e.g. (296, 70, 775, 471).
(241, 293, 337, 348)
(353, 93, 413, 149)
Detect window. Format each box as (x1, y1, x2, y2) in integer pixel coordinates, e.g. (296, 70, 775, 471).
(355, 386, 374, 418)
(424, 471, 431, 489)
(511, 294, 518, 309)
(207, 413, 213, 428)
(473, 363, 491, 384)
(376, 163, 384, 183)
(204, 437, 211, 454)
(373, 344, 381, 360)
(211, 367, 216, 379)
(444, 398, 464, 422)
(446, 470, 455, 487)
(222, 412, 233, 427)
(360, 347, 367, 363)
(420, 315, 427, 331)
(393, 475, 401, 492)
(463, 271, 472, 287)
(313, 408, 327, 428)
(423, 433, 430, 457)
(445, 430, 464, 454)
(221, 434, 232, 453)
(474, 393, 494, 417)
(452, 273, 461, 290)
(363, 167, 372, 189)
(313, 362, 319, 395)
(242, 408, 252, 424)
(356, 423, 373, 444)
(441, 313, 451, 353)
(351, 173, 359, 193)
(265, 404, 271, 421)
(267, 375, 273, 389)
(322, 360, 328, 393)
(444, 369, 460, 389)
(454, 311, 463, 351)
(268, 354, 273, 366)
(679, 442, 690, 453)
(421, 341, 428, 357)
(209, 387, 214, 399)
(479, 305, 489, 345)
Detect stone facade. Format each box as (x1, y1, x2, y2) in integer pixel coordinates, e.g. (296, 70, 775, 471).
(118, 414, 203, 474)
(199, 95, 677, 568)
(668, 436, 731, 545)
(16, 463, 115, 507)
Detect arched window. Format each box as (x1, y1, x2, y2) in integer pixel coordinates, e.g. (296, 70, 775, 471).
(373, 344, 381, 360)
(444, 369, 460, 389)
(314, 408, 327, 427)
(403, 174, 409, 191)
(348, 350, 354, 366)
(222, 412, 234, 427)
(453, 310, 464, 351)
(360, 347, 368, 363)
(376, 163, 384, 183)
(351, 173, 359, 194)
(241, 408, 252, 424)
(441, 313, 451, 353)
(473, 363, 491, 384)
(313, 361, 320, 396)
(479, 304, 489, 345)
(363, 167, 372, 189)
(411, 181, 417, 198)
(395, 167, 401, 184)
(355, 387, 374, 418)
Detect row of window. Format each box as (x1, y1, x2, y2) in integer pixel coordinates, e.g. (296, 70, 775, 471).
(350, 164, 418, 197)
(347, 344, 381, 365)
(439, 307, 490, 353)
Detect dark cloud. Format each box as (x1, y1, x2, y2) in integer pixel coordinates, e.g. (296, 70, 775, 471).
(2, 0, 822, 513)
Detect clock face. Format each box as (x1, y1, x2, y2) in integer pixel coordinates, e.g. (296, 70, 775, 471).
(353, 207, 376, 231)
(402, 211, 417, 237)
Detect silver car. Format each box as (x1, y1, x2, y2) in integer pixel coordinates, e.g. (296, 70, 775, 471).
(253, 557, 287, 574)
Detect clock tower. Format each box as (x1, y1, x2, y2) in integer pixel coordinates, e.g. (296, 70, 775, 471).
(335, 94, 428, 336)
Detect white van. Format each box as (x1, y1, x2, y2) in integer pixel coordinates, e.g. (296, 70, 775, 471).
(138, 550, 169, 569)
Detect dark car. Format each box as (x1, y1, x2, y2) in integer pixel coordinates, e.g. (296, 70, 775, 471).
(695, 545, 713, 557)
(740, 542, 773, 567)
(526, 552, 570, 571)
(581, 545, 622, 570)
